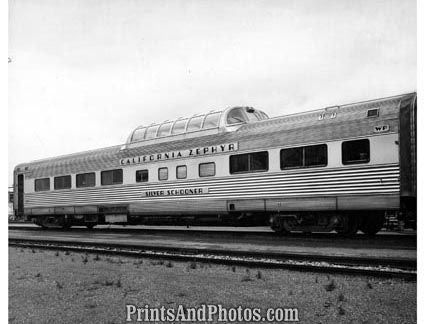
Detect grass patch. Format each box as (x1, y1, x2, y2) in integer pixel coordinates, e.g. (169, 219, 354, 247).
(133, 260, 143, 266)
(103, 280, 114, 287)
(325, 280, 336, 292)
(256, 271, 263, 280)
(241, 275, 253, 282)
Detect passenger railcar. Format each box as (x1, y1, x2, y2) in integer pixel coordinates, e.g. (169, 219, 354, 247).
(13, 93, 417, 234)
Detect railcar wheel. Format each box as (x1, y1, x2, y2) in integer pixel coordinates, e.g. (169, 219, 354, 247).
(282, 218, 298, 233)
(271, 220, 289, 234)
(335, 215, 359, 236)
(86, 224, 95, 230)
(360, 214, 384, 235)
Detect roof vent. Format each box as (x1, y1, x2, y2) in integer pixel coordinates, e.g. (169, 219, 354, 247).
(367, 108, 379, 118)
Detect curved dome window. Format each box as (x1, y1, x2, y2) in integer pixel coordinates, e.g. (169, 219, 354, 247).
(187, 116, 204, 132)
(227, 108, 247, 125)
(171, 119, 188, 134)
(245, 107, 269, 121)
(157, 122, 173, 137)
(132, 127, 146, 142)
(145, 125, 159, 139)
(203, 112, 221, 129)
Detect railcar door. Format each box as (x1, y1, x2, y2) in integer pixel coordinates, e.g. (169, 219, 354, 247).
(17, 174, 24, 217)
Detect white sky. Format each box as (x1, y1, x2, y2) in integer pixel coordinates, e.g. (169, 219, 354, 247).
(8, 0, 417, 185)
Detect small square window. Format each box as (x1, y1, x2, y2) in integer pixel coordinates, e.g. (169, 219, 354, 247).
(136, 170, 149, 182)
(158, 167, 168, 181)
(76, 172, 95, 188)
(54, 175, 72, 190)
(101, 169, 123, 185)
(199, 162, 215, 177)
(176, 165, 187, 179)
(35, 178, 50, 192)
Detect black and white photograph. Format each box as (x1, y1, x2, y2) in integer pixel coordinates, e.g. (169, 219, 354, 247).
(6, 0, 420, 323)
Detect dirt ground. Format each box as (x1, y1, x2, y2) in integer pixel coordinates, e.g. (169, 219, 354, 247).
(9, 247, 416, 323)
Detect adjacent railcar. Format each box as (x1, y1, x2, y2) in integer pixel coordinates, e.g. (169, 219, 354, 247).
(13, 93, 417, 234)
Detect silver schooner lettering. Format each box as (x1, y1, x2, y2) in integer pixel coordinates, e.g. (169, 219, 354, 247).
(144, 187, 209, 197)
(120, 142, 238, 165)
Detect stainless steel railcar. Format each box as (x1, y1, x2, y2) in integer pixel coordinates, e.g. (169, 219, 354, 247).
(13, 93, 417, 234)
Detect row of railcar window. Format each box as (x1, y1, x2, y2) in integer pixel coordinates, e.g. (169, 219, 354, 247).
(34, 139, 370, 192)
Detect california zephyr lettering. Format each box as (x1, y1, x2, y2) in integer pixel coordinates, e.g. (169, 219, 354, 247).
(120, 142, 238, 165)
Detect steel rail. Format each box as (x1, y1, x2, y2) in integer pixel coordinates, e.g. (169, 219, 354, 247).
(8, 225, 417, 242)
(9, 238, 416, 281)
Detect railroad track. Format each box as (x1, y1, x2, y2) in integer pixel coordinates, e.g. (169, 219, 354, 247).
(8, 224, 417, 242)
(9, 237, 416, 281)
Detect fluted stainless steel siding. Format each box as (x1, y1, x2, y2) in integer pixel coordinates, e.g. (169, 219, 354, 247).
(25, 164, 399, 213)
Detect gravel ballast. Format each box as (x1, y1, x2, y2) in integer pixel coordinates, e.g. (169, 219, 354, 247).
(9, 247, 416, 323)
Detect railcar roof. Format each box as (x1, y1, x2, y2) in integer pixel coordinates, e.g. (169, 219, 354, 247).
(14, 92, 416, 177)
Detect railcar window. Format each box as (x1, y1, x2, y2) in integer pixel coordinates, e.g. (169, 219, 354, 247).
(101, 169, 123, 185)
(250, 151, 269, 170)
(54, 175, 71, 190)
(132, 128, 146, 142)
(230, 151, 269, 174)
(280, 147, 303, 169)
(230, 154, 249, 173)
(136, 170, 149, 182)
(280, 144, 327, 169)
(342, 139, 370, 164)
(145, 125, 159, 140)
(157, 122, 173, 137)
(76, 172, 95, 188)
(305, 145, 328, 167)
(176, 165, 187, 179)
(203, 113, 221, 129)
(199, 162, 216, 177)
(227, 108, 247, 125)
(171, 119, 188, 134)
(187, 116, 204, 132)
(35, 178, 50, 192)
(158, 167, 168, 181)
